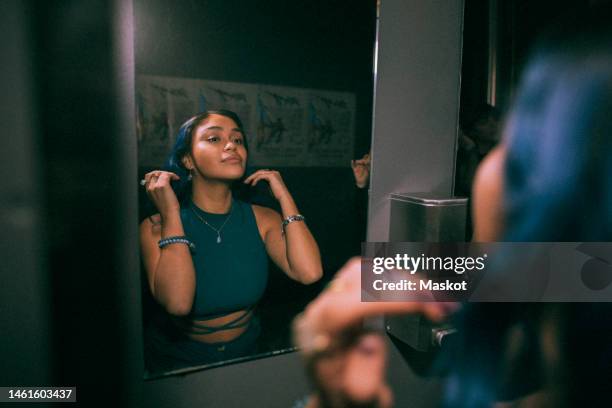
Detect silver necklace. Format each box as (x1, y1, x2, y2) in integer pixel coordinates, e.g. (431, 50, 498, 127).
(190, 203, 233, 244)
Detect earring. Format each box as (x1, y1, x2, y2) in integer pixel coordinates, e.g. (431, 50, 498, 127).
(187, 168, 193, 181)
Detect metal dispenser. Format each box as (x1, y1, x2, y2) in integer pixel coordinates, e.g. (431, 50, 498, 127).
(385, 193, 467, 351)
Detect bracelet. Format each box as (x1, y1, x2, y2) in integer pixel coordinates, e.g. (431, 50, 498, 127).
(282, 214, 305, 234)
(158, 236, 196, 252)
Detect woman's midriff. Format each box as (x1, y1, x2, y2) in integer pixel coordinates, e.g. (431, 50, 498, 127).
(183, 309, 251, 343)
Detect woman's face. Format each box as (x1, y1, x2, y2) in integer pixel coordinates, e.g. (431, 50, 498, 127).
(185, 114, 247, 181)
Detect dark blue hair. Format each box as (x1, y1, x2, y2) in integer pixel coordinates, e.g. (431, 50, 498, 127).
(444, 7, 612, 408)
(164, 109, 250, 204)
(498, 18, 612, 406)
(504, 41, 612, 242)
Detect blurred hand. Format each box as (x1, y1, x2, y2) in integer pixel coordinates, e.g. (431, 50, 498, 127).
(143, 170, 181, 218)
(304, 330, 393, 408)
(351, 153, 371, 189)
(296, 258, 454, 339)
(294, 258, 459, 408)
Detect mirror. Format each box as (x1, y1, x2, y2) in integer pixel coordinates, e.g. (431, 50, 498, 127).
(134, 0, 377, 378)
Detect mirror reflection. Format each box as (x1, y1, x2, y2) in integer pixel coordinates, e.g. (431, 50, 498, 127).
(135, 0, 377, 378)
(140, 110, 322, 373)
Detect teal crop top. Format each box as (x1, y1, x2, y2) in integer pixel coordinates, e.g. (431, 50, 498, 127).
(179, 199, 269, 319)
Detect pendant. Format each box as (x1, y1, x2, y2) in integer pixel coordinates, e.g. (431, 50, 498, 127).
(216, 234, 222, 244)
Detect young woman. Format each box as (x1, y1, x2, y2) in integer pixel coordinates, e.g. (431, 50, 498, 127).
(140, 109, 322, 372)
(293, 6, 612, 407)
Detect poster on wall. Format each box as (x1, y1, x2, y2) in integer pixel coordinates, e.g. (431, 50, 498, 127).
(251, 85, 307, 166)
(136, 75, 355, 167)
(197, 80, 256, 134)
(304, 90, 356, 166)
(136, 76, 198, 167)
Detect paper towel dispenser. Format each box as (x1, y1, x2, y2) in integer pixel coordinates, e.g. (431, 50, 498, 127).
(386, 193, 467, 352)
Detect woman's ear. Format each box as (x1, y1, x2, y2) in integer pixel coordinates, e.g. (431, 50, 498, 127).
(181, 154, 194, 171)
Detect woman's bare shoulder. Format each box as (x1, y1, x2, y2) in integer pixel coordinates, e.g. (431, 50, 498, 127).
(472, 146, 506, 242)
(473, 146, 506, 203)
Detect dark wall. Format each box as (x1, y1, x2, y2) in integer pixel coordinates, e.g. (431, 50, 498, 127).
(0, 0, 142, 405)
(458, 0, 490, 126)
(135, 0, 377, 274)
(0, 0, 52, 389)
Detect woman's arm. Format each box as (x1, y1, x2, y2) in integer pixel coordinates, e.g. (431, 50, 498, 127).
(246, 170, 323, 284)
(295, 258, 455, 343)
(140, 171, 196, 315)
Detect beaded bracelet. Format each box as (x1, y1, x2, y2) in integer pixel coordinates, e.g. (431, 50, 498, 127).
(158, 236, 196, 252)
(282, 214, 305, 234)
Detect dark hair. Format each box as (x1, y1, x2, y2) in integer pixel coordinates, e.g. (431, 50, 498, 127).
(503, 31, 612, 242)
(502, 12, 612, 406)
(164, 109, 249, 204)
(445, 6, 612, 408)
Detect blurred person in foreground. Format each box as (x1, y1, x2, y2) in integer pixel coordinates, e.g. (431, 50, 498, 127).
(294, 5, 612, 407)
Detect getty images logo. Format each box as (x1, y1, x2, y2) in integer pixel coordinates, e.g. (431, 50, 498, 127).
(576, 243, 612, 290)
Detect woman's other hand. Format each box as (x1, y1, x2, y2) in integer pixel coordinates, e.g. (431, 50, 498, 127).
(351, 152, 371, 189)
(143, 170, 181, 218)
(243, 169, 291, 202)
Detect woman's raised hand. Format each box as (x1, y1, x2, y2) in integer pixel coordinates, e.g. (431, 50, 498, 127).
(143, 170, 181, 217)
(243, 169, 291, 202)
(351, 152, 371, 189)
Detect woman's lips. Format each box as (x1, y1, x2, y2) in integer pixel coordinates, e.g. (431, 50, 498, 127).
(222, 157, 242, 164)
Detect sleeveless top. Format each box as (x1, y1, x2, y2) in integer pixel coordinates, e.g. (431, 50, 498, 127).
(179, 199, 269, 319)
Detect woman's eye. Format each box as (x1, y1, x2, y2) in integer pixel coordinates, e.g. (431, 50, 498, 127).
(233, 138, 244, 145)
(207, 136, 220, 143)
